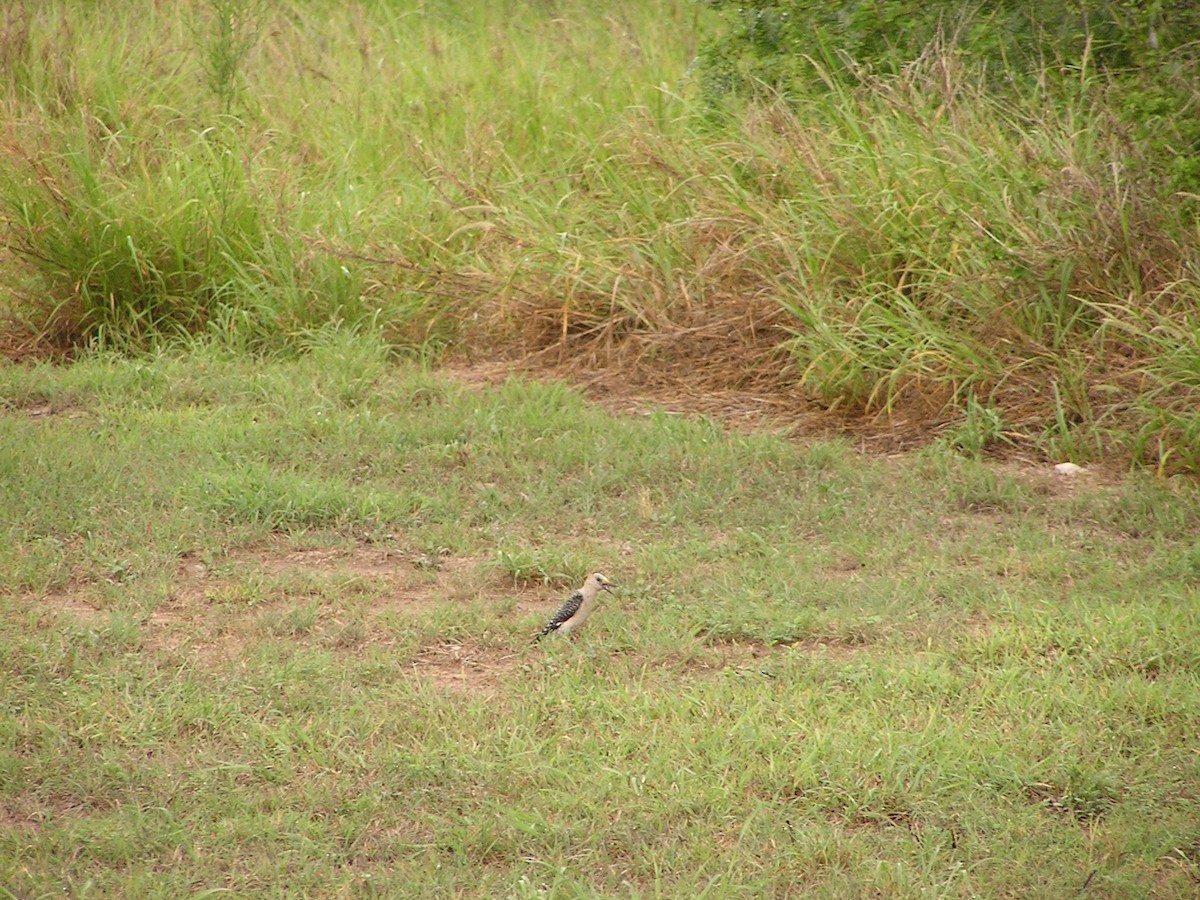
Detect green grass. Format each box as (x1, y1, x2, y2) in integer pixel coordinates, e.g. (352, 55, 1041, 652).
(2, 339, 1199, 896)
(1, 7, 1199, 892)
(2, 1, 1199, 470)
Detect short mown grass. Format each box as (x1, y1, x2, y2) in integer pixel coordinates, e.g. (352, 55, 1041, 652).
(2, 337, 1198, 896)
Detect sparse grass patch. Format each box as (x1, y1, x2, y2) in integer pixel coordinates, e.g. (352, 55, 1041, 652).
(2, 351, 1199, 895)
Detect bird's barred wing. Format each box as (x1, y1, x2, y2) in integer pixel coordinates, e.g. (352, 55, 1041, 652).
(537, 590, 584, 637)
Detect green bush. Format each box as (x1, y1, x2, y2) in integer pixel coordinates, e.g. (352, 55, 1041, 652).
(698, 1, 1200, 190)
(700, 1, 1199, 90)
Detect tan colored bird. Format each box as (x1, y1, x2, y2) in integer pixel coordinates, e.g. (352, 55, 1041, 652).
(535, 573, 616, 640)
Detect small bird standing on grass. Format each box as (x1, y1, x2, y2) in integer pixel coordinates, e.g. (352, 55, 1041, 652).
(535, 573, 615, 641)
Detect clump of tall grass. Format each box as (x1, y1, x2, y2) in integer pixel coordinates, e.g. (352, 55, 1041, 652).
(3, 124, 254, 348)
(0, 121, 397, 352)
(193, 0, 265, 116)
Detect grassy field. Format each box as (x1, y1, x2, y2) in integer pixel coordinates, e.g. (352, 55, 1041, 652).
(2, 3, 1200, 896)
(2, 336, 1199, 896)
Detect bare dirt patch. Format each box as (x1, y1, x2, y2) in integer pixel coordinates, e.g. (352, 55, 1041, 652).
(658, 645, 769, 677)
(0, 794, 92, 833)
(826, 553, 865, 577)
(704, 632, 872, 655)
(443, 355, 831, 441)
(0, 391, 89, 421)
(180, 540, 487, 613)
(41, 590, 106, 622)
(24, 543, 499, 667)
(249, 543, 403, 581)
(793, 635, 878, 657)
(407, 642, 518, 696)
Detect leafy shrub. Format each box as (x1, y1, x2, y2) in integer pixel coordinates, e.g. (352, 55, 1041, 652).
(697, 1, 1200, 190)
(700, 1, 1199, 92)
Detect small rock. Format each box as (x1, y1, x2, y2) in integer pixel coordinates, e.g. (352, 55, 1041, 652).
(1053, 462, 1085, 476)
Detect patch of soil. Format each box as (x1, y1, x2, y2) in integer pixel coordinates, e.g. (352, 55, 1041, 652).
(826, 553, 865, 577)
(42, 591, 105, 622)
(444, 356, 831, 441)
(660, 646, 767, 677)
(792, 635, 877, 656)
(704, 632, 872, 657)
(0, 323, 70, 364)
(0, 794, 90, 832)
(30, 543, 504, 669)
(662, 631, 872, 678)
(195, 540, 486, 615)
(407, 643, 517, 695)
(249, 543, 403, 580)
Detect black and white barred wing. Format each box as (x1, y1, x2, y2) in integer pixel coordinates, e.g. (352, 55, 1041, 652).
(536, 590, 584, 639)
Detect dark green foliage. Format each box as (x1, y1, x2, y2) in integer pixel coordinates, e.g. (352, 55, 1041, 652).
(697, 1, 1200, 190)
(700, 1, 1200, 89)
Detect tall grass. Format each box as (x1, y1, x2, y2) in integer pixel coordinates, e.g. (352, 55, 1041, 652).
(1, 1, 1197, 470)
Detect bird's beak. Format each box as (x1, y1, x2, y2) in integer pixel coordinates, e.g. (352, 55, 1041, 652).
(602, 582, 617, 592)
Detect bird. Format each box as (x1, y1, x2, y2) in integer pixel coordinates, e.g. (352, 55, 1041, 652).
(534, 573, 616, 641)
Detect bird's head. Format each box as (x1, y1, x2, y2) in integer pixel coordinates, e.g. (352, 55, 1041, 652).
(591, 572, 616, 592)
